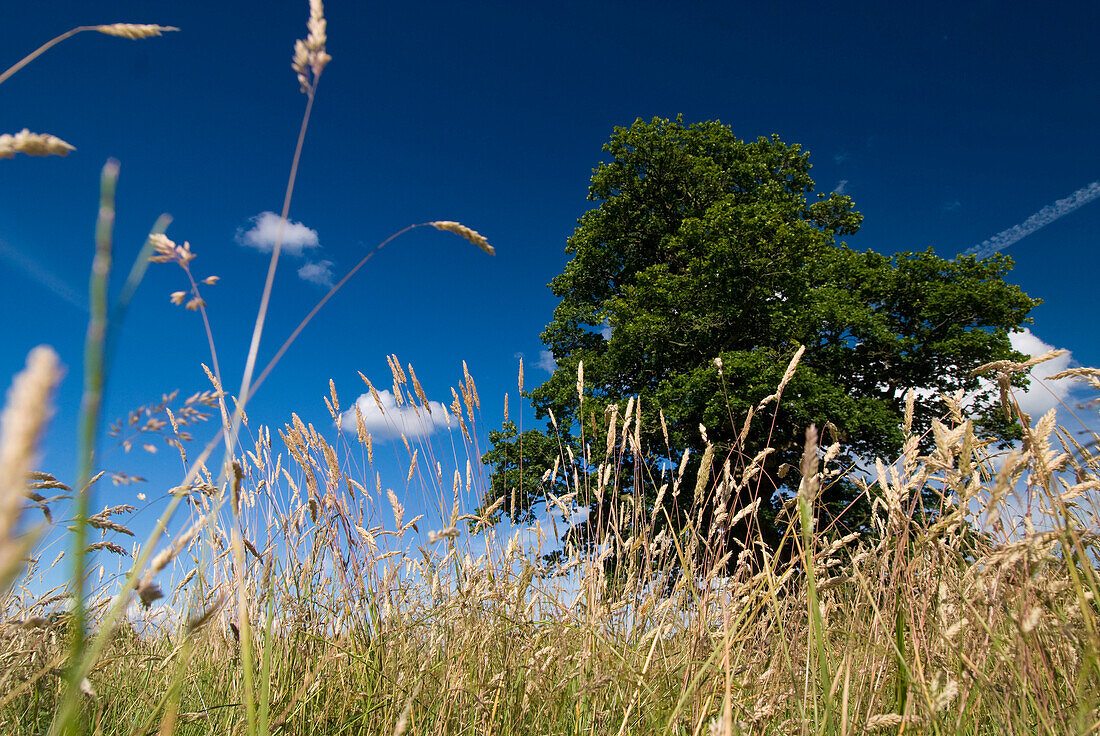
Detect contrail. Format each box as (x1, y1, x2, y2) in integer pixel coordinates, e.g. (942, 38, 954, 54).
(967, 180, 1100, 259)
(0, 238, 86, 311)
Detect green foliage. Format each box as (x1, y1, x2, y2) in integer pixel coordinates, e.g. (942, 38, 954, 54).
(485, 115, 1039, 550)
(478, 421, 569, 523)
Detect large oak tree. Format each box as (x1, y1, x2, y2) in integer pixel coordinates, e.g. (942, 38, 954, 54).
(483, 116, 1039, 555)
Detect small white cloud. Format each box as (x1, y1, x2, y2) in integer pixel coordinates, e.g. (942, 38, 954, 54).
(1008, 328, 1075, 419)
(833, 152, 849, 165)
(340, 389, 450, 440)
(238, 211, 321, 256)
(297, 259, 335, 288)
(832, 179, 848, 195)
(537, 350, 557, 373)
(599, 321, 613, 340)
(942, 200, 961, 212)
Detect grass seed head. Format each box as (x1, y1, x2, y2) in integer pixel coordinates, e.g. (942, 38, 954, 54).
(95, 24, 178, 39)
(430, 221, 495, 255)
(0, 129, 75, 158)
(0, 346, 61, 541)
(387, 488, 405, 528)
(292, 0, 331, 93)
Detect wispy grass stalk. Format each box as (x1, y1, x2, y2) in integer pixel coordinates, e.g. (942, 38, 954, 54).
(0, 24, 177, 87)
(796, 424, 835, 733)
(56, 160, 118, 736)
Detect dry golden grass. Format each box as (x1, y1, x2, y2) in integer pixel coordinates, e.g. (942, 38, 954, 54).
(4, 351, 1098, 735)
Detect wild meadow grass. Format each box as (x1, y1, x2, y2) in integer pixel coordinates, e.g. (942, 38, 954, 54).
(2, 4, 1099, 735)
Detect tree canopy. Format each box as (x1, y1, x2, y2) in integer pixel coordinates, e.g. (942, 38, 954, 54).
(482, 116, 1039, 556)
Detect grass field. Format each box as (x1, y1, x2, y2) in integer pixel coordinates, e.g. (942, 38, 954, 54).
(1, 5, 1098, 735)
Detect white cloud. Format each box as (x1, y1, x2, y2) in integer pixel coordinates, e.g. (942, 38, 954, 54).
(340, 389, 451, 440)
(599, 321, 613, 340)
(238, 211, 321, 256)
(833, 152, 849, 165)
(903, 330, 1074, 421)
(1008, 328, 1075, 419)
(537, 349, 557, 373)
(832, 179, 848, 195)
(297, 259, 334, 288)
(967, 181, 1100, 259)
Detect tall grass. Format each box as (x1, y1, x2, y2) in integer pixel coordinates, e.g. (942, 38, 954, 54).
(2, 5, 1099, 736)
(5, 348, 1099, 735)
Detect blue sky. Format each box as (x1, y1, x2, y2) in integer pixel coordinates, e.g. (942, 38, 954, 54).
(2, 0, 1099, 559)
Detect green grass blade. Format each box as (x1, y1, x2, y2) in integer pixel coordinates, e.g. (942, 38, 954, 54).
(54, 158, 118, 736)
